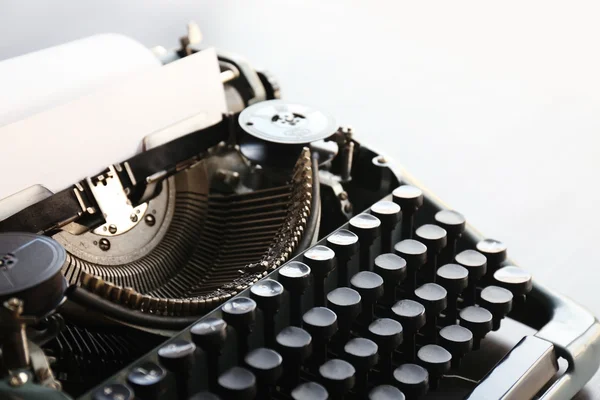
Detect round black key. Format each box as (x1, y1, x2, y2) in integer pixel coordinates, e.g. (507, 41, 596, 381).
(158, 339, 196, 400)
(480, 285, 513, 331)
(394, 240, 427, 290)
(350, 271, 384, 324)
(414, 283, 447, 339)
(371, 201, 402, 254)
(189, 392, 221, 400)
(369, 318, 403, 379)
(292, 382, 329, 400)
(493, 266, 532, 297)
(93, 383, 134, 400)
(417, 344, 451, 390)
(218, 366, 257, 400)
(222, 297, 256, 363)
(369, 385, 406, 400)
(374, 253, 407, 304)
(303, 307, 338, 366)
(251, 278, 284, 347)
(393, 185, 424, 240)
(393, 364, 429, 399)
(350, 213, 382, 271)
(415, 224, 447, 282)
(439, 325, 473, 369)
(476, 238, 508, 270)
(304, 245, 337, 306)
(344, 337, 378, 397)
(191, 317, 228, 391)
(455, 249, 488, 306)
(278, 261, 311, 326)
(245, 347, 283, 398)
(435, 209, 466, 267)
(459, 306, 493, 350)
(327, 229, 359, 286)
(276, 326, 312, 388)
(319, 359, 356, 399)
(327, 287, 361, 346)
(436, 264, 468, 324)
(127, 361, 167, 400)
(391, 300, 425, 362)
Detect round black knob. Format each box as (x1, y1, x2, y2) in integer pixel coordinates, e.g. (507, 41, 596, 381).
(191, 317, 227, 351)
(349, 213, 382, 244)
(369, 385, 406, 400)
(218, 366, 257, 399)
(327, 287, 361, 345)
(455, 250, 488, 281)
(479, 285, 513, 330)
(415, 225, 447, 255)
(417, 344, 451, 390)
(304, 245, 337, 306)
(292, 382, 329, 400)
(157, 339, 196, 373)
(493, 266, 532, 297)
(93, 383, 134, 400)
(303, 307, 338, 366)
(222, 297, 257, 329)
(374, 253, 407, 304)
(127, 361, 167, 400)
(245, 347, 283, 383)
(319, 359, 356, 398)
(344, 337, 379, 371)
(391, 300, 425, 362)
(326, 229, 359, 286)
(394, 240, 427, 290)
(278, 261, 311, 294)
(414, 283, 447, 315)
(250, 279, 284, 313)
(439, 325, 473, 369)
(189, 392, 221, 400)
(368, 318, 403, 379)
(434, 210, 466, 238)
(350, 271, 384, 324)
(393, 363, 429, 399)
(371, 200, 402, 228)
(476, 238, 508, 269)
(459, 306, 493, 350)
(392, 185, 424, 212)
(276, 326, 312, 389)
(436, 263, 468, 324)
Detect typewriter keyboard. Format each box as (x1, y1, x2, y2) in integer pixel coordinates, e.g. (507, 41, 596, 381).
(83, 185, 554, 400)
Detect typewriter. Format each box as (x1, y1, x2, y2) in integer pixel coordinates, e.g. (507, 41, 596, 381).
(0, 25, 599, 400)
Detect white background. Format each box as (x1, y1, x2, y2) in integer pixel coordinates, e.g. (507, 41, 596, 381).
(1, 1, 599, 397)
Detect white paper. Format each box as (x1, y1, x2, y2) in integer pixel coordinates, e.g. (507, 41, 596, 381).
(0, 47, 227, 201)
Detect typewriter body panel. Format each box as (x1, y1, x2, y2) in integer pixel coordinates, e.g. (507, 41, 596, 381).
(0, 26, 598, 400)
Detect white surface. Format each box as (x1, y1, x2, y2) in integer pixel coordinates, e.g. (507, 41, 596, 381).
(0, 47, 226, 201)
(1, 1, 599, 396)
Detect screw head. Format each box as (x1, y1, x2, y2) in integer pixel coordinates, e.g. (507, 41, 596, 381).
(108, 224, 117, 234)
(9, 372, 28, 386)
(145, 214, 156, 226)
(130, 214, 138, 223)
(99, 238, 111, 251)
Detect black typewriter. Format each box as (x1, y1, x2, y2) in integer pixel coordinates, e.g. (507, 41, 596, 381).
(0, 26, 599, 400)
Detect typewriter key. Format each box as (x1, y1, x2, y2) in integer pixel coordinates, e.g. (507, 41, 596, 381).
(278, 261, 311, 327)
(455, 249, 488, 306)
(436, 264, 469, 324)
(391, 299, 426, 361)
(244, 348, 283, 399)
(476, 238, 508, 276)
(368, 318, 403, 379)
(374, 253, 407, 305)
(350, 271, 384, 325)
(415, 224, 447, 283)
(493, 266, 532, 299)
(349, 213, 382, 271)
(127, 361, 167, 400)
(369, 384, 406, 400)
(479, 285, 513, 330)
(327, 229, 359, 286)
(414, 283, 447, 341)
(292, 382, 329, 400)
(189, 392, 221, 400)
(303, 307, 338, 367)
(304, 245, 337, 306)
(327, 287, 362, 347)
(392, 185, 424, 240)
(371, 200, 402, 254)
(157, 339, 196, 400)
(319, 359, 356, 399)
(93, 383, 134, 400)
(435, 210, 466, 265)
(393, 363, 429, 399)
(344, 338, 379, 397)
(276, 326, 312, 389)
(439, 325, 473, 369)
(394, 239, 427, 291)
(459, 306, 493, 350)
(250, 279, 284, 347)
(218, 366, 257, 400)
(222, 297, 257, 364)
(417, 344, 451, 390)
(191, 318, 228, 392)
